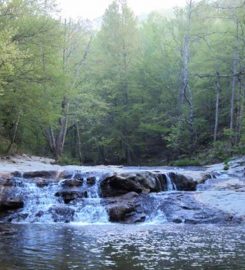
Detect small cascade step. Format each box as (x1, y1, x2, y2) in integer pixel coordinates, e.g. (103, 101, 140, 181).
(165, 173, 177, 191)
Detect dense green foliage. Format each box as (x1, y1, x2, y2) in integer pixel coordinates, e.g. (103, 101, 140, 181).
(0, 0, 245, 164)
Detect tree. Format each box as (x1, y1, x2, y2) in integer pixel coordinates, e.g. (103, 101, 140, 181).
(90, 0, 140, 163)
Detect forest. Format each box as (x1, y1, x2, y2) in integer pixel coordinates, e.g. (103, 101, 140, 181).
(0, 0, 244, 165)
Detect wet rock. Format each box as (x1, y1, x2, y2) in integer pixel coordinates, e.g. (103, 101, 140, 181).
(87, 177, 96, 186)
(146, 192, 243, 225)
(228, 157, 245, 177)
(59, 171, 84, 180)
(35, 179, 50, 188)
(11, 171, 22, 178)
(104, 192, 145, 223)
(168, 172, 197, 191)
(0, 189, 24, 211)
(172, 218, 183, 224)
(35, 210, 44, 217)
(195, 190, 245, 219)
(100, 172, 164, 197)
(23, 170, 58, 179)
(61, 178, 84, 188)
(199, 173, 214, 183)
(49, 205, 75, 223)
(0, 177, 24, 187)
(197, 177, 245, 191)
(107, 204, 134, 222)
(59, 171, 74, 179)
(0, 181, 24, 212)
(74, 173, 85, 181)
(0, 199, 24, 211)
(55, 190, 88, 204)
(107, 204, 145, 223)
(117, 191, 139, 200)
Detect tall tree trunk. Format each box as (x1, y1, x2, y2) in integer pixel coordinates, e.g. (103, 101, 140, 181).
(7, 111, 21, 154)
(122, 40, 131, 164)
(75, 121, 83, 164)
(44, 22, 92, 161)
(45, 127, 56, 155)
(178, 0, 195, 150)
(230, 18, 239, 145)
(45, 97, 69, 161)
(230, 53, 237, 131)
(214, 72, 221, 142)
(180, 34, 195, 148)
(179, 34, 190, 110)
(236, 76, 244, 143)
(188, 88, 194, 146)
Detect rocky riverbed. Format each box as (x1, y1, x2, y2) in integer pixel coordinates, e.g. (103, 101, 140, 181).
(0, 155, 245, 225)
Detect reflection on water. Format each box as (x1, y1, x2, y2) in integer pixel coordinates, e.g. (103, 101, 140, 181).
(0, 224, 245, 270)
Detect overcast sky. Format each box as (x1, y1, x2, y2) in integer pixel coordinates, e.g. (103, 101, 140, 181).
(57, 0, 187, 20)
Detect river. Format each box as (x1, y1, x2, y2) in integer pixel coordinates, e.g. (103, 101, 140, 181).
(0, 224, 245, 270)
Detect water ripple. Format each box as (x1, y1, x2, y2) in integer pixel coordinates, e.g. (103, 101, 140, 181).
(0, 224, 244, 270)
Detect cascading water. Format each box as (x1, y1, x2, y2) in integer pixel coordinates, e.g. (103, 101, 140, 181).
(146, 173, 178, 224)
(21, 182, 60, 223)
(165, 173, 177, 191)
(2, 170, 181, 225)
(71, 174, 108, 224)
(7, 171, 110, 224)
(1, 161, 244, 228)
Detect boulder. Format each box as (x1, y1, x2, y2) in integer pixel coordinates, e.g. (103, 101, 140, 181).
(35, 179, 50, 188)
(0, 186, 24, 211)
(100, 172, 164, 197)
(0, 176, 24, 211)
(104, 192, 146, 223)
(23, 170, 58, 179)
(59, 171, 73, 179)
(168, 172, 197, 191)
(55, 189, 88, 204)
(0, 198, 24, 211)
(107, 204, 145, 223)
(87, 177, 96, 186)
(61, 178, 83, 188)
(104, 190, 243, 225)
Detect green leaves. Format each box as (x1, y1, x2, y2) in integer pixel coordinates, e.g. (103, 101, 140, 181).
(0, 0, 244, 162)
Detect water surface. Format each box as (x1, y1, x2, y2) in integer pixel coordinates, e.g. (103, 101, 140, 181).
(0, 224, 244, 270)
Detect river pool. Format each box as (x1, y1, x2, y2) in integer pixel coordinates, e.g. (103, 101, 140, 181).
(0, 224, 244, 270)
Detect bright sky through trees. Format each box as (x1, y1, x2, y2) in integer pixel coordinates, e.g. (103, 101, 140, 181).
(58, 0, 187, 19)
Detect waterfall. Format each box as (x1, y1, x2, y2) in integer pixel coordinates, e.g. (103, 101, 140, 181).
(8, 171, 109, 224)
(22, 182, 60, 223)
(146, 174, 177, 224)
(165, 173, 177, 191)
(2, 169, 185, 225)
(71, 174, 108, 224)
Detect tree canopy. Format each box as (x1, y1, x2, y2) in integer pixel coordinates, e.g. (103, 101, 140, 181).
(0, 0, 245, 165)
